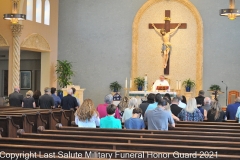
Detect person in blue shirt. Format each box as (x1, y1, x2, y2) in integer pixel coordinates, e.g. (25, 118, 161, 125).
(100, 104, 122, 129)
(226, 97, 240, 120)
(124, 108, 145, 130)
(145, 93, 162, 113)
(51, 87, 61, 108)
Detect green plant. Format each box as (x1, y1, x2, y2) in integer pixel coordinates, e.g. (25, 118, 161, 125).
(55, 60, 74, 88)
(182, 78, 196, 88)
(210, 84, 221, 91)
(110, 81, 122, 91)
(134, 77, 145, 87)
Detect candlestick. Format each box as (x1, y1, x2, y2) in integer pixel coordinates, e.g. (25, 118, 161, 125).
(130, 78, 132, 88)
(179, 80, 181, 90)
(144, 73, 147, 91)
(125, 77, 127, 89)
(176, 80, 178, 90)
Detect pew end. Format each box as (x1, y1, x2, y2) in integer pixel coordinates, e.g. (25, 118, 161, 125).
(55, 123, 63, 129)
(17, 129, 25, 138)
(37, 126, 45, 133)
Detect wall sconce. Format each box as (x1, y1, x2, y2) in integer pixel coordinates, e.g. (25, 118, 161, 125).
(220, 0, 240, 20)
(3, 0, 26, 24)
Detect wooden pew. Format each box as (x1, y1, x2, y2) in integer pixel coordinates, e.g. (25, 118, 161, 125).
(1, 144, 236, 159)
(175, 123, 240, 129)
(0, 114, 34, 133)
(0, 127, 3, 137)
(177, 121, 239, 125)
(171, 126, 240, 133)
(16, 130, 240, 148)
(0, 109, 72, 128)
(0, 109, 72, 131)
(1, 137, 240, 156)
(18, 131, 240, 143)
(55, 124, 240, 137)
(0, 117, 19, 137)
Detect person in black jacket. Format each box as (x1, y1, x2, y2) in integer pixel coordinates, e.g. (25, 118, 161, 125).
(9, 86, 23, 107)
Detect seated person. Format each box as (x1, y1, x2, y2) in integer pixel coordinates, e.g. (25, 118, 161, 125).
(139, 93, 155, 117)
(182, 95, 187, 105)
(124, 108, 145, 130)
(178, 98, 203, 122)
(117, 96, 129, 117)
(177, 94, 186, 109)
(145, 93, 162, 112)
(170, 97, 182, 117)
(75, 99, 100, 128)
(207, 100, 225, 122)
(163, 93, 171, 104)
(144, 99, 175, 131)
(97, 94, 120, 119)
(122, 97, 138, 123)
(152, 75, 170, 92)
(100, 104, 122, 129)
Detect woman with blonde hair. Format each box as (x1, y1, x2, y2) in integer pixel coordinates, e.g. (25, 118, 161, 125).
(122, 97, 139, 123)
(75, 99, 100, 128)
(207, 100, 225, 122)
(22, 90, 36, 108)
(178, 98, 203, 121)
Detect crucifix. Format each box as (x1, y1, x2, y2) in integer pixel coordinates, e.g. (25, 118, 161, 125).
(149, 10, 187, 75)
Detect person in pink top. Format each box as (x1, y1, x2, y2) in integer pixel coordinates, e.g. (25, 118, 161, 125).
(96, 94, 121, 119)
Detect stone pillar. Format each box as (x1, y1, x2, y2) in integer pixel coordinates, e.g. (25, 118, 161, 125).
(11, 24, 23, 91)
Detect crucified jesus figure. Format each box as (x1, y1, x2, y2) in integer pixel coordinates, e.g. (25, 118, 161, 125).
(152, 23, 181, 68)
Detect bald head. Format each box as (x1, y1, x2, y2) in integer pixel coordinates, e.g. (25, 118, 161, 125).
(67, 89, 73, 95)
(204, 97, 211, 105)
(14, 86, 20, 92)
(235, 97, 240, 103)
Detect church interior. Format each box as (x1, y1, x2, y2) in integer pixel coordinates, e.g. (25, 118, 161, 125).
(0, 0, 240, 159)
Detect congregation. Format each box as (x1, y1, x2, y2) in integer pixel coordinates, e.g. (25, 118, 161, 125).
(7, 86, 240, 131)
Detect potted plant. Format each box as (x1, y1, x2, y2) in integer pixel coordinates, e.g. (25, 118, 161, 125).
(134, 77, 145, 91)
(110, 81, 122, 92)
(209, 84, 221, 91)
(55, 60, 74, 98)
(182, 78, 195, 92)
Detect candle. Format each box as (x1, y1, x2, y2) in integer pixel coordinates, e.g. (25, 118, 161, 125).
(125, 77, 127, 88)
(130, 78, 132, 88)
(176, 80, 179, 90)
(144, 73, 148, 91)
(179, 80, 181, 90)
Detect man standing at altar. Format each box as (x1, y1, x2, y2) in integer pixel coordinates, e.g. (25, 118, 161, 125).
(152, 75, 170, 92)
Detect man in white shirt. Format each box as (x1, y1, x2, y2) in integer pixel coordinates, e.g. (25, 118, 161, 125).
(152, 75, 170, 92)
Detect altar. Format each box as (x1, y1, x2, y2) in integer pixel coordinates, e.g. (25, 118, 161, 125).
(129, 91, 177, 98)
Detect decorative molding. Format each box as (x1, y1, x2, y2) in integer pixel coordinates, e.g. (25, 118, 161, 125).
(131, 0, 203, 93)
(21, 33, 51, 52)
(11, 25, 22, 91)
(11, 24, 23, 37)
(0, 34, 9, 46)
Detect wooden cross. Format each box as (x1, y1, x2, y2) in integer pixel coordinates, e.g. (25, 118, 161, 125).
(149, 10, 187, 75)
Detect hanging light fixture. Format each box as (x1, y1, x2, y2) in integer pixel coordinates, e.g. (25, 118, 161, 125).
(3, 0, 26, 24)
(220, 0, 240, 20)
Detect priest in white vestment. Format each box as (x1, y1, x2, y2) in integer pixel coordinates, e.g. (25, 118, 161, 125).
(152, 75, 170, 92)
